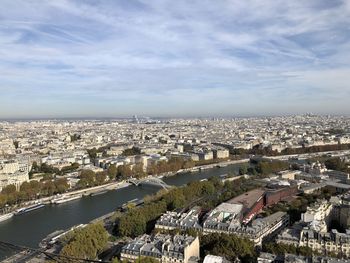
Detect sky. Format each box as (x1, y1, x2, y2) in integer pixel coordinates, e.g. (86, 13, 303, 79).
(0, 0, 350, 118)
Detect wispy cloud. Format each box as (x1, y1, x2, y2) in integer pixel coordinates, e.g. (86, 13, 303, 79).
(0, 0, 349, 117)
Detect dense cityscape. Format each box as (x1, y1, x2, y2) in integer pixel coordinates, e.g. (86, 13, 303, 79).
(1, 0, 350, 262)
(0, 115, 350, 262)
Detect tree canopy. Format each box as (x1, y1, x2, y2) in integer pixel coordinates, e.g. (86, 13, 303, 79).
(60, 223, 108, 260)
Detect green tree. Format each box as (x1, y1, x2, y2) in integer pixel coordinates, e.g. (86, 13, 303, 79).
(60, 223, 108, 260)
(133, 164, 146, 179)
(325, 157, 346, 171)
(96, 172, 107, 185)
(1, 184, 17, 195)
(135, 257, 159, 263)
(13, 140, 19, 149)
(42, 180, 56, 196)
(117, 165, 132, 179)
(55, 178, 69, 193)
(201, 233, 256, 263)
(107, 164, 117, 180)
(87, 148, 98, 159)
(78, 170, 96, 188)
(122, 147, 141, 156)
(239, 165, 248, 175)
(0, 194, 7, 208)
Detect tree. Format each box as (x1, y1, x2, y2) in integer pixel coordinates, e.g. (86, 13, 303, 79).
(133, 164, 146, 179)
(163, 189, 186, 210)
(61, 163, 80, 174)
(122, 147, 141, 156)
(107, 164, 117, 180)
(13, 140, 19, 149)
(0, 194, 8, 208)
(325, 157, 346, 171)
(135, 257, 159, 263)
(201, 233, 256, 262)
(42, 180, 56, 196)
(87, 148, 98, 159)
(117, 165, 132, 180)
(70, 133, 81, 142)
(78, 170, 96, 188)
(1, 184, 17, 195)
(55, 178, 69, 193)
(182, 160, 195, 169)
(239, 165, 248, 175)
(201, 181, 215, 196)
(263, 242, 316, 257)
(60, 223, 108, 260)
(96, 172, 107, 185)
(255, 160, 289, 175)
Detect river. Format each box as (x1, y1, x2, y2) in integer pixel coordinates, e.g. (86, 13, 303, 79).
(0, 163, 246, 257)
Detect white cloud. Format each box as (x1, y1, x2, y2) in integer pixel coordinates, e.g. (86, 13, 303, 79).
(0, 0, 349, 117)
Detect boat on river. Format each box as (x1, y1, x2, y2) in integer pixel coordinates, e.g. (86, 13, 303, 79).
(14, 203, 45, 215)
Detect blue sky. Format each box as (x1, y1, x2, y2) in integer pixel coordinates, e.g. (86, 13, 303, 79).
(1, 0, 350, 118)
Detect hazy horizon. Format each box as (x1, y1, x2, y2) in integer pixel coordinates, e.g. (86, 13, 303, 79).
(1, 113, 349, 121)
(1, 0, 350, 118)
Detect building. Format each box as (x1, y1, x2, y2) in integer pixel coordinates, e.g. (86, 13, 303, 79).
(265, 186, 299, 207)
(277, 196, 350, 258)
(0, 171, 29, 191)
(258, 252, 350, 263)
(155, 207, 202, 231)
(197, 151, 213, 161)
(212, 148, 229, 159)
(0, 159, 30, 191)
(202, 199, 289, 246)
(121, 234, 200, 263)
(326, 170, 350, 183)
(203, 202, 243, 233)
(229, 211, 289, 246)
(228, 188, 266, 224)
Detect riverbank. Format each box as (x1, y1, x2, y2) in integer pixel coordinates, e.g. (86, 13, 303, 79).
(1, 158, 249, 216)
(0, 212, 13, 223)
(0, 161, 248, 261)
(266, 149, 350, 161)
(156, 158, 249, 179)
(1, 181, 131, 214)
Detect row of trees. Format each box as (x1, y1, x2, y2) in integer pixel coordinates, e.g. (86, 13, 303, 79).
(0, 178, 69, 208)
(201, 233, 256, 263)
(280, 143, 350, 155)
(0, 168, 116, 208)
(147, 158, 195, 175)
(263, 242, 316, 258)
(122, 147, 141, 156)
(231, 143, 350, 158)
(115, 179, 220, 238)
(105, 163, 146, 180)
(238, 160, 289, 177)
(255, 160, 289, 175)
(30, 162, 80, 178)
(324, 157, 350, 172)
(115, 176, 262, 238)
(60, 223, 109, 261)
(76, 169, 108, 189)
(106, 157, 195, 181)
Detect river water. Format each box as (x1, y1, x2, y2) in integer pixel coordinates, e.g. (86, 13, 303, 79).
(0, 163, 245, 257)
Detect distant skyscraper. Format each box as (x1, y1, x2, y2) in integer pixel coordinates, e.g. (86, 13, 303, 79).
(133, 115, 139, 124)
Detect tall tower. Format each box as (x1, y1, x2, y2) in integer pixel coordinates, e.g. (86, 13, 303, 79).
(133, 115, 139, 124)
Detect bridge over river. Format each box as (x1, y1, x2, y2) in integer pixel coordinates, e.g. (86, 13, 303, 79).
(127, 176, 172, 189)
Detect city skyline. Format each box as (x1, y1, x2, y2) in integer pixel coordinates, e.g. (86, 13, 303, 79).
(1, 0, 350, 118)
